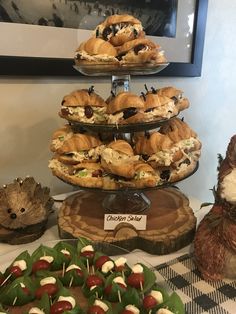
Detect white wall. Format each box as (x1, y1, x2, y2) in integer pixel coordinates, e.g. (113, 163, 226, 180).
(0, 0, 236, 203)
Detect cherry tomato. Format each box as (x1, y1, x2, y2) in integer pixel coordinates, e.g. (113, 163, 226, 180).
(95, 256, 110, 269)
(0, 275, 4, 286)
(35, 283, 58, 299)
(22, 287, 31, 296)
(63, 252, 71, 260)
(67, 267, 83, 277)
(121, 310, 134, 314)
(143, 295, 157, 309)
(127, 273, 144, 289)
(87, 305, 105, 314)
(75, 268, 83, 277)
(115, 265, 125, 272)
(9, 265, 22, 278)
(104, 283, 126, 295)
(50, 300, 72, 314)
(86, 275, 103, 288)
(80, 251, 95, 260)
(32, 260, 51, 273)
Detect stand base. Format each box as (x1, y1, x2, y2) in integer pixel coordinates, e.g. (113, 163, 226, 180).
(103, 192, 150, 213)
(58, 187, 197, 255)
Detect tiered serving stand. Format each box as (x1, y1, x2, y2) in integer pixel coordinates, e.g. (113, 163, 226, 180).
(56, 63, 197, 254)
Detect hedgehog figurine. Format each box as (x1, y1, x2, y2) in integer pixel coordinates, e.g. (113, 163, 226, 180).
(0, 176, 54, 244)
(194, 134, 236, 280)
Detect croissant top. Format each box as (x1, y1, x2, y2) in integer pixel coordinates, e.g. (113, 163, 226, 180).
(159, 118, 197, 143)
(117, 38, 158, 55)
(134, 132, 174, 155)
(62, 88, 107, 107)
(107, 139, 135, 156)
(106, 91, 144, 114)
(77, 37, 117, 57)
(55, 133, 102, 154)
(100, 14, 142, 27)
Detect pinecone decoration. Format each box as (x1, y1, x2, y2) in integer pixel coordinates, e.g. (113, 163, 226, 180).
(0, 177, 54, 244)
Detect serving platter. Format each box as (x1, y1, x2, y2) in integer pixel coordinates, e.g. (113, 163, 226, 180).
(74, 62, 169, 76)
(69, 116, 176, 133)
(0, 239, 185, 313)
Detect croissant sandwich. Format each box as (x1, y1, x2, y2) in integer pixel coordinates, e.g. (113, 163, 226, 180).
(59, 86, 107, 124)
(134, 131, 181, 167)
(157, 86, 190, 112)
(140, 86, 177, 121)
(134, 121, 201, 182)
(75, 37, 119, 65)
(50, 124, 73, 152)
(158, 118, 202, 181)
(101, 139, 139, 178)
(49, 159, 104, 188)
(117, 38, 167, 64)
(94, 14, 144, 47)
(54, 132, 104, 165)
(106, 91, 145, 124)
(119, 161, 160, 188)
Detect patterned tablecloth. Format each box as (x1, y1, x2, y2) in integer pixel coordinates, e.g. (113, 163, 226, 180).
(155, 253, 236, 314)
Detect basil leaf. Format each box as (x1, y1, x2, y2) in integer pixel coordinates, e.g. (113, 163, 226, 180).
(121, 287, 141, 308)
(0, 276, 36, 306)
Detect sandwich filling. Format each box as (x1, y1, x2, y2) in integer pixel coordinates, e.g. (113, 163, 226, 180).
(73, 168, 103, 178)
(106, 107, 139, 124)
(144, 101, 176, 121)
(146, 137, 200, 166)
(61, 105, 106, 123)
(101, 147, 139, 164)
(63, 145, 105, 162)
(49, 159, 70, 174)
(95, 23, 143, 41)
(75, 50, 118, 63)
(51, 132, 73, 150)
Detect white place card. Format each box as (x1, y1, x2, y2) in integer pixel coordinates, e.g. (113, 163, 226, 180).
(104, 214, 147, 230)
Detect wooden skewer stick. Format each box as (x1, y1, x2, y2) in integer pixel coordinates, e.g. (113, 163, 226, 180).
(62, 262, 66, 277)
(140, 280, 144, 298)
(86, 259, 90, 274)
(118, 290, 122, 303)
(12, 296, 18, 306)
(122, 270, 125, 280)
(69, 276, 74, 288)
(1, 273, 12, 287)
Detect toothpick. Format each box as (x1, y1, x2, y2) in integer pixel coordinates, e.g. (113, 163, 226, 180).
(118, 290, 121, 303)
(86, 259, 90, 274)
(95, 291, 98, 298)
(62, 262, 66, 277)
(69, 276, 74, 288)
(91, 265, 95, 275)
(122, 270, 125, 280)
(140, 281, 144, 298)
(1, 273, 12, 287)
(12, 296, 18, 306)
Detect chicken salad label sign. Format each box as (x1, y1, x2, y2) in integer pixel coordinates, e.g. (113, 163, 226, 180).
(104, 214, 147, 230)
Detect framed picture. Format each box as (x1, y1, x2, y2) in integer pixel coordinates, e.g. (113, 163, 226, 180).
(0, 0, 208, 77)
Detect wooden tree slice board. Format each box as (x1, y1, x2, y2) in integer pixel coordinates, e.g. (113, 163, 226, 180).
(58, 187, 197, 254)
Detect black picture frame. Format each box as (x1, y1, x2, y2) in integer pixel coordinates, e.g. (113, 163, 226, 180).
(0, 0, 208, 77)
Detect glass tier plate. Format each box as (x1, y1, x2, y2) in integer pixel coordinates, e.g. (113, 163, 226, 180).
(55, 162, 199, 194)
(74, 62, 169, 76)
(70, 116, 176, 133)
